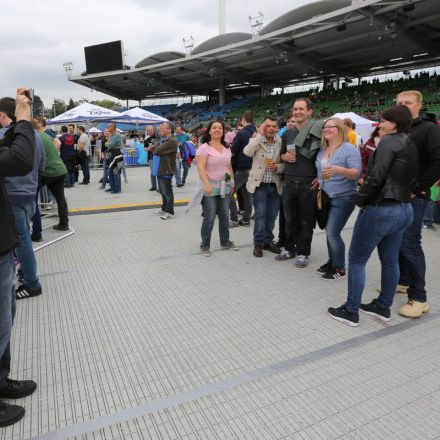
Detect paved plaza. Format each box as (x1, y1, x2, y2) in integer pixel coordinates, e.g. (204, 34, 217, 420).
(2, 167, 440, 440)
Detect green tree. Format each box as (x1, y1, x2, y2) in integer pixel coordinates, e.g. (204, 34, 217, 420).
(33, 95, 44, 117)
(91, 99, 120, 110)
(66, 98, 77, 110)
(52, 99, 66, 117)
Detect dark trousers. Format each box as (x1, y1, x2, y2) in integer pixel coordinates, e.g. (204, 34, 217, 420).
(41, 175, 69, 227)
(237, 187, 245, 211)
(79, 154, 90, 183)
(399, 197, 429, 302)
(229, 169, 252, 222)
(157, 176, 174, 214)
(0, 251, 15, 385)
(277, 205, 286, 245)
(282, 180, 317, 256)
(31, 189, 42, 239)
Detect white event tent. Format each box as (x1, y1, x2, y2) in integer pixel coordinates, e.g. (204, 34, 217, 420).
(46, 103, 121, 125)
(112, 107, 168, 124)
(331, 112, 376, 144)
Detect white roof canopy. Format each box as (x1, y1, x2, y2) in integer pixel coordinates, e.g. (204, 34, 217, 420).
(46, 103, 121, 125)
(112, 107, 168, 124)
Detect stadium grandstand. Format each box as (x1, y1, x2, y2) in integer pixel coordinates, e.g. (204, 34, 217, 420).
(70, 0, 440, 129)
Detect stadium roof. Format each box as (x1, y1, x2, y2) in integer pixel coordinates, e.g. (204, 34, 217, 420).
(70, 0, 440, 101)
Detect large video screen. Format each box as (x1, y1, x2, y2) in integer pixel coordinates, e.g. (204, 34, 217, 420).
(84, 41, 124, 75)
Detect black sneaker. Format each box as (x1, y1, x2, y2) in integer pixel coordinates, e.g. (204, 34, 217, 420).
(321, 268, 346, 280)
(0, 401, 25, 427)
(15, 285, 42, 300)
(0, 378, 37, 399)
(316, 261, 333, 274)
(328, 305, 359, 327)
(53, 224, 69, 231)
(238, 219, 250, 227)
(359, 299, 391, 322)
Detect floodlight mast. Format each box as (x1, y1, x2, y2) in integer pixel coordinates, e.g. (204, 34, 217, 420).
(219, 0, 226, 34)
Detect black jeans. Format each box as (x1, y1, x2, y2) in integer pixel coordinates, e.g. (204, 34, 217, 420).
(41, 175, 69, 227)
(157, 176, 174, 214)
(78, 154, 90, 183)
(282, 180, 317, 256)
(229, 169, 252, 222)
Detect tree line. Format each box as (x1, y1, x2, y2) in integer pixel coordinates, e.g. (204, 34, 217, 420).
(33, 97, 121, 119)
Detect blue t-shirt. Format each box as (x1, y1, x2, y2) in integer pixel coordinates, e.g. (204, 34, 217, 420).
(316, 142, 361, 198)
(175, 133, 190, 146)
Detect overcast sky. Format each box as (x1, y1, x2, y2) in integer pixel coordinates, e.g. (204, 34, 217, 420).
(1, 0, 311, 107)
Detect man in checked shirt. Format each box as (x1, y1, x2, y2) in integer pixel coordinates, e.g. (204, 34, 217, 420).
(243, 117, 285, 257)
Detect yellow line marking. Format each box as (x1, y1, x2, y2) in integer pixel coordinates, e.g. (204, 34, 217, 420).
(69, 199, 190, 213)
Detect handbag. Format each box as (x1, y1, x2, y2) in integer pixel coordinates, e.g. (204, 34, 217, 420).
(316, 187, 331, 230)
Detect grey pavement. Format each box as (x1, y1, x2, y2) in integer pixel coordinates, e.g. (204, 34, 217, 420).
(1, 166, 439, 440)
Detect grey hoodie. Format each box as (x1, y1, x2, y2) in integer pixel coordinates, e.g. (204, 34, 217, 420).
(0, 125, 46, 205)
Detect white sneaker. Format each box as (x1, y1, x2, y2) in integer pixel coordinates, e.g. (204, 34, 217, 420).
(153, 209, 164, 215)
(160, 213, 174, 220)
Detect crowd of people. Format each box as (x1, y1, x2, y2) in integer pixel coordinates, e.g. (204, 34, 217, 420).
(0, 85, 439, 428)
(192, 90, 440, 329)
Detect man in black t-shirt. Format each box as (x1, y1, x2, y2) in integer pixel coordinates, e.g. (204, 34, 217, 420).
(276, 98, 322, 268)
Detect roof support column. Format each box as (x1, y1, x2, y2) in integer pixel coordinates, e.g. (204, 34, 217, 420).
(219, 79, 226, 105)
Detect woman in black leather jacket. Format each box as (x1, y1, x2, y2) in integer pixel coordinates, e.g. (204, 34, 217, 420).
(328, 105, 418, 326)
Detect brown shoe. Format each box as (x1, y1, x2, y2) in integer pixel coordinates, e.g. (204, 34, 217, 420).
(399, 300, 430, 318)
(377, 284, 408, 294)
(263, 243, 282, 254)
(253, 244, 263, 257)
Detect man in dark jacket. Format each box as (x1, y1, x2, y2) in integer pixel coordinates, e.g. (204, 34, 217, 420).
(0, 98, 45, 300)
(0, 89, 38, 427)
(148, 122, 177, 220)
(396, 90, 440, 318)
(229, 110, 256, 226)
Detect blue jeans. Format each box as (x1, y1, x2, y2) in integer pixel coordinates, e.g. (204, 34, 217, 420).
(175, 159, 182, 185)
(325, 195, 356, 270)
(11, 202, 41, 290)
(150, 168, 157, 190)
(64, 171, 75, 187)
(108, 168, 121, 192)
(201, 195, 230, 248)
(157, 176, 174, 214)
(346, 203, 413, 313)
(252, 183, 280, 245)
(181, 160, 189, 184)
(0, 251, 15, 385)
(399, 197, 429, 302)
(62, 157, 76, 187)
(423, 200, 438, 226)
